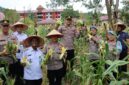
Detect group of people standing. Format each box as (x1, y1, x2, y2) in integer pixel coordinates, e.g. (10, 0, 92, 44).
(88, 21, 129, 77)
(0, 15, 129, 85)
(0, 16, 79, 85)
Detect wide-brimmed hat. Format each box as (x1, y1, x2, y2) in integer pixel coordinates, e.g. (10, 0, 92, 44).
(46, 29, 63, 38)
(114, 21, 126, 30)
(11, 22, 28, 31)
(0, 19, 9, 26)
(23, 35, 44, 47)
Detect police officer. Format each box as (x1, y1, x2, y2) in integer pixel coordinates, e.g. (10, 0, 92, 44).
(58, 16, 79, 76)
(0, 19, 17, 84)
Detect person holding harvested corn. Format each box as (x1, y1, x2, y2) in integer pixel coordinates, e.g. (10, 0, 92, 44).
(77, 20, 87, 38)
(58, 16, 79, 75)
(11, 22, 28, 85)
(106, 30, 122, 61)
(43, 29, 66, 85)
(88, 26, 101, 72)
(0, 19, 17, 84)
(114, 21, 129, 73)
(21, 35, 44, 85)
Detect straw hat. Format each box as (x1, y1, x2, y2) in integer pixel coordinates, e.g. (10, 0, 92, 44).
(114, 21, 126, 30)
(23, 35, 44, 47)
(46, 29, 63, 38)
(11, 22, 28, 31)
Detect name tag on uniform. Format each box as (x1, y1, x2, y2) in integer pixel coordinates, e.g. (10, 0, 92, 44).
(28, 54, 31, 56)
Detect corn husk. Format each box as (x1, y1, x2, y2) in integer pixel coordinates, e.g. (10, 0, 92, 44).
(21, 56, 30, 66)
(0, 41, 18, 62)
(59, 47, 67, 60)
(43, 48, 53, 65)
(87, 33, 93, 40)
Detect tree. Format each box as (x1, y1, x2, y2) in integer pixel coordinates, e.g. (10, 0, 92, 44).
(61, 6, 79, 20)
(3, 9, 20, 24)
(105, 0, 120, 30)
(82, 0, 102, 24)
(49, 0, 102, 24)
(120, 1, 129, 25)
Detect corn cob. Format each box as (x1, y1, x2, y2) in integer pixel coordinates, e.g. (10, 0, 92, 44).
(21, 56, 30, 66)
(59, 47, 67, 60)
(43, 48, 53, 65)
(87, 33, 93, 40)
(0, 41, 17, 61)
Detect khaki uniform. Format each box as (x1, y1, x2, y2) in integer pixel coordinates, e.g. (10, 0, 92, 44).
(0, 34, 17, 64)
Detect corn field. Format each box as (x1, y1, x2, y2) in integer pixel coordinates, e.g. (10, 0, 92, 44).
(0, 24, 129, 85)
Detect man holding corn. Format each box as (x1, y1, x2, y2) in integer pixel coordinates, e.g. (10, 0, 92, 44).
(58, 16, 79, 75)
(11, 21, 28, 85)
(115, 21, 129, 73)
(0, 19, 17, 84)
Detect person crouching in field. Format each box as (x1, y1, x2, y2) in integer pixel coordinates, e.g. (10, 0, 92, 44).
(88, 26, 101, 72)
(21, 36, 44, 85)
(43, 29, 65, 85)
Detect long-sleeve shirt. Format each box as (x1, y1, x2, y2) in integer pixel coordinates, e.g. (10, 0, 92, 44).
(0, 34, 17, 64)
(43, 42, 63, 70)
(15, 33, 28, 59)
(58, 25, 79, 50)
(88, 35, 101, 60)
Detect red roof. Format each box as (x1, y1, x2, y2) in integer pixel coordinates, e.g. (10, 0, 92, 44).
(37, 18, 56, 24)
(100, 15, 108, 21)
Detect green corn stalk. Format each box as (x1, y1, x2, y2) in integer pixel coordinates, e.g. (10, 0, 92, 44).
(5, 41, 17, 62)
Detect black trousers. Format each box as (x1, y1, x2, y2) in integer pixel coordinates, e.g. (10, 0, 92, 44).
(0, 63, 15, 85)
(47, 68, 64, 85)
(14, 59, 24, 85)
(63, 50, 75, 77)
(24, 79, 42, 85)
(119, 51, 128, 73)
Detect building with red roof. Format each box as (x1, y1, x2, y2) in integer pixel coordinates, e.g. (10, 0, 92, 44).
(18, 5, 63, 25)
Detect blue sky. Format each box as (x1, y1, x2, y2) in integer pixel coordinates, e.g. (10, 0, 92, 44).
(0, 0, 123, 13)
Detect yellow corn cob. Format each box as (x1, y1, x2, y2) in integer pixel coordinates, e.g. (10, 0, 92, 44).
(59, 47, 67, 60)
(43, 48, 53, 65)
(87, 33, 92, 40)
(21, 56, 30, 65)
